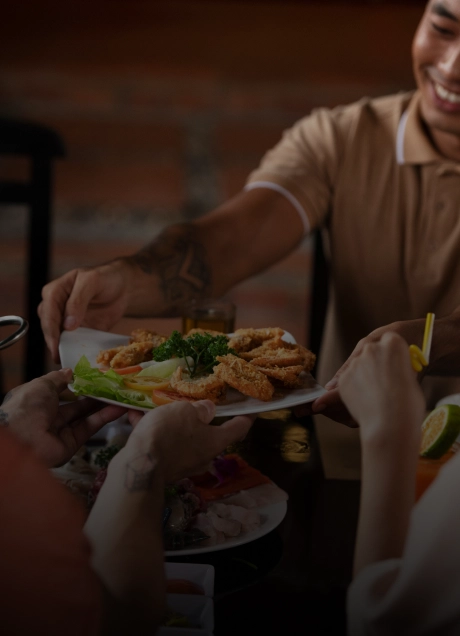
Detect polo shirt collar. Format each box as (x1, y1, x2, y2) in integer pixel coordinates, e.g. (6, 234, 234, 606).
(396, 91, 444, 165)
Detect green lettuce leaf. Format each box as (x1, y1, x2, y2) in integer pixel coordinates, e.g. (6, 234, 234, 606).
(71, 355, 155, 409)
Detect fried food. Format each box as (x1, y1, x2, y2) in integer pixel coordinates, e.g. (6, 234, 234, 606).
(109, 341, 154, 369)
(256, 365, 304, 388)
(96, 346, 125, 366)
(228, 328, 285, 353)
(129, 329, 167, 348)
(214, 354, 274, 402)
(170, 367, 227, 403)
(247, 349, 305, 368)
(186, 328, 229, 339)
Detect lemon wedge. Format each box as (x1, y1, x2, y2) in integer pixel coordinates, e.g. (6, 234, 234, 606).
(420, 404, 460, 459)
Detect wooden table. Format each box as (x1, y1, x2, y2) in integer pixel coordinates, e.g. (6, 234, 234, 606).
(166, 413, 361, 635)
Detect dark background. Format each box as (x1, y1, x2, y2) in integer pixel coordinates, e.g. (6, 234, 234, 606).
(0, 0, 425, 390)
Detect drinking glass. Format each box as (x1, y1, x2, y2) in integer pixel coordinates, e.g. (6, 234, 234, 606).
(182, 299, 236, 335)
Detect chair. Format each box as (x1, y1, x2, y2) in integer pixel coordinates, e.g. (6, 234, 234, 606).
(0, 118, 65, 392)
(308, 229, 330, 371)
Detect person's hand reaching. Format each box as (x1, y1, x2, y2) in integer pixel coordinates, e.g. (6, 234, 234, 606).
(338, 332, 425, 445)
(0, 369, 127, 467)
(38, 260, 134, 363)
(126, 400, 255, 483)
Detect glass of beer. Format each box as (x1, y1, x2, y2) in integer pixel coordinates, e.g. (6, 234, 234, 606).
(182, 298, 236, 335)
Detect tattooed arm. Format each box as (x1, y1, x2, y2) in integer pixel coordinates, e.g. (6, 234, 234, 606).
(84, 400, 253, 634)
(39, 187, 305, 362)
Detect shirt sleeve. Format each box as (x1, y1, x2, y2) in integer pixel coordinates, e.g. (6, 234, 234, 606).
(347, 452, 460, 636)
(0, 428, 103, 636)
(245, 106, 346, 233)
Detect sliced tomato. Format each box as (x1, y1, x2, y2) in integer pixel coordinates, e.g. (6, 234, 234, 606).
(152, 389, 198, 406)
(123, 377, 171, 393)
(111, 365, 143, 375)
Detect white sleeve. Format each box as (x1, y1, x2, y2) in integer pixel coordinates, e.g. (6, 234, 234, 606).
(347, 452, 460, 636)
(244, 181, 311, 236)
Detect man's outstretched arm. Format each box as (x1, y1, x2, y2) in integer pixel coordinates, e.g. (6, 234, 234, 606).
(39, 187, 306, 362)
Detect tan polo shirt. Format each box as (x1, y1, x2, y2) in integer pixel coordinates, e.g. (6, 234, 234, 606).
(246, 90, 460, 479)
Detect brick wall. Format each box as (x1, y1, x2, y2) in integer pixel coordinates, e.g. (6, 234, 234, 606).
(0, 0, 424, 390)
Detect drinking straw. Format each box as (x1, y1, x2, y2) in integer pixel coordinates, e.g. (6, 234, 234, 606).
(422, 312, 435, 362)
(409, 313, 435, 372)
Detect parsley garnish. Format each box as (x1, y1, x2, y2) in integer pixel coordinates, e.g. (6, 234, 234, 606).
(94, 445, 121, 469)
(153, 330, 235, 377)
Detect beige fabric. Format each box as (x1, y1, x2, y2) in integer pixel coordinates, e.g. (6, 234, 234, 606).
(247, 90, 460, 479)
(348, 452, 460, 635)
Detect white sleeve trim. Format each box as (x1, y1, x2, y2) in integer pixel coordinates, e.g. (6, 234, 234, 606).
(244, 181, 311, 236)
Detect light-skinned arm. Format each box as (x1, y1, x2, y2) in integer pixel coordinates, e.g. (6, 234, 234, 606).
(85, 399, 254, 634)
(337, 332, 425, 576)
(39, 188, 305, 362)
(298, 310, 460, 426)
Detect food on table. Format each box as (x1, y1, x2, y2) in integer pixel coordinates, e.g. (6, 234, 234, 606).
(71, 326, 316, 409)
(96, 340, 157, 369)
(214, 354, 274, 401)
(186, 327, 228, 338)
(96, 329, 167, 368)
(169, 366, 227, 403)
(420, 404, 460, 459)
(129, 328, 166, 347)
(228, 327, 285, 353)
(165, 579, 205, 595)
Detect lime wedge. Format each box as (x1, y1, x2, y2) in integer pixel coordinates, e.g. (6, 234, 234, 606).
(420, 404, 460, 459)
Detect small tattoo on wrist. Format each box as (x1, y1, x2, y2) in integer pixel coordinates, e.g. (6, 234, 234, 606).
(2, 391, 13, 405)
(0, 409, 9, 427)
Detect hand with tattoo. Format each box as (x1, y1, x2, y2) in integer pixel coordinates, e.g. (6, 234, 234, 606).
(1, 369, 127, 467)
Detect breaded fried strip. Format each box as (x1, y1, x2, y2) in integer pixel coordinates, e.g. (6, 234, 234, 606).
(96, 346, 125, 365)
(129, 329, 167, 348)
(228, 328, 285, 353)
(186, 328, 229, 339)
(110, 341, 154, 368)
(214, 354, 274, 401)
(249, 349, 305, 367)
(257, 365, 304, 388)
(170, 367, 227, 403)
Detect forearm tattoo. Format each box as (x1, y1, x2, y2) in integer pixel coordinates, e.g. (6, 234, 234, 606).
(125, 453, 157, 492)
(0, 410, 9, 427)
(126, 223, 212, 310)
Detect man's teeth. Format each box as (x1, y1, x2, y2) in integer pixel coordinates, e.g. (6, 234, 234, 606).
(434, 82, 460, 104)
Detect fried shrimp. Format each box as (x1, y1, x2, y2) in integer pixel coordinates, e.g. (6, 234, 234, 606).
(228, 327, 285, 353)
(249, 349, 305, 368)
(186, 328, 229, 339)
(256, 365, 304, 388)
(109, 341, 154, 369)
(170, 367, 227, 403)
(129, 329, 167, 348)
(96, 346, 125, 366)
(214, 354, 274, 401)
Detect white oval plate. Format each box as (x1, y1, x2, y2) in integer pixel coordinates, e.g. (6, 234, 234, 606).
(59, 327, 326, 416)
(164, 499, 287, 556)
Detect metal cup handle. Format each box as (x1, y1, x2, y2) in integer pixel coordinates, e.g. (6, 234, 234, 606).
(0, 315, 29, 350)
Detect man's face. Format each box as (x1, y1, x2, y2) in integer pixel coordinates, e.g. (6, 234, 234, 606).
(413, 0, 460, 137)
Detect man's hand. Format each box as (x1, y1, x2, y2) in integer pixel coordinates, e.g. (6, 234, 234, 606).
(0, 369, 127, 467)
(38, 261, 133, 363)
(294, 319, 426, 425)
(126, 400, 255, 483)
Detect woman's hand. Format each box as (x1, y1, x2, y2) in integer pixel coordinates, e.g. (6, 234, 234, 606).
(0, 369, 127, 467)
(338, 331, 425, 445)
(125, 400, 255, 483)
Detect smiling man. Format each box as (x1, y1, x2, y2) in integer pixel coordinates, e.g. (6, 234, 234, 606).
(39, 1, 460, 478)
